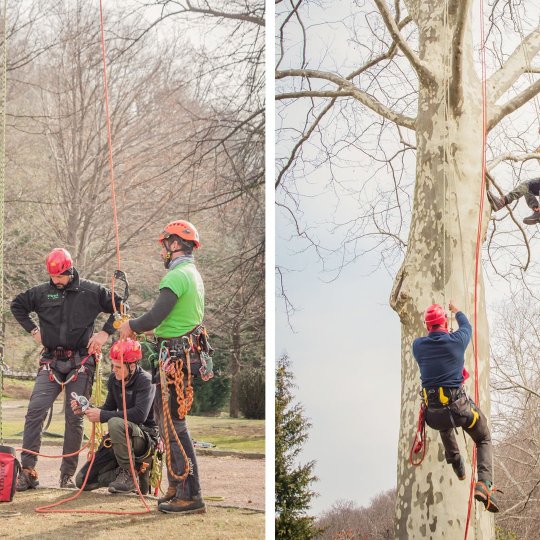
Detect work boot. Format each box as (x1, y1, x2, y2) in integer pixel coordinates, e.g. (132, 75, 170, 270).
(16, 468, 39, 491)
(487, 191, 507, 212)
(158, 485, 177, 504)
(60, 474, 76, 488)
(523, 210, 540, 225)
(108, 468, 137, 494)
(474, 480, 500, 513)
(158, 495, 207, 515)
(451, 456, 466, 481)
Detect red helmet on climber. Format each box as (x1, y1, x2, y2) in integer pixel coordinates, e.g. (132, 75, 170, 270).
(424, 304, 448, 331)
(109, 339, 142, 363)
(46, 248, 73, 276)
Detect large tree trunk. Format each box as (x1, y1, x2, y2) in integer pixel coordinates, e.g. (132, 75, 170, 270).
(391, 2, 493, 538)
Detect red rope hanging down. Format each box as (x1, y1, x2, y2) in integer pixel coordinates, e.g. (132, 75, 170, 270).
(32, 2, 151, 515)
(464, 0, 488, 536)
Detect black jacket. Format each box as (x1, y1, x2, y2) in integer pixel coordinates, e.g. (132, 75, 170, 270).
(99, 366, 157, 429)
(10, 269, 121, 351)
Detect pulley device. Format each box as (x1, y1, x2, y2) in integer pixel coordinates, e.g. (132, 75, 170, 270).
(112, 269, 130, 329)
(71, 392, 92, 413)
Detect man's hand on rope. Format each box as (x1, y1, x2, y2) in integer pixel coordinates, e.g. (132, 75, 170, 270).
(448, 301, 459, 314)
(87, 330, 109, 355)
(84, 407, 101, 423)
(118, 320, 134, 341)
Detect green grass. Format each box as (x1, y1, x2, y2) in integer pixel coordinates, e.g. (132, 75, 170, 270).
(1, 402, 265, 453)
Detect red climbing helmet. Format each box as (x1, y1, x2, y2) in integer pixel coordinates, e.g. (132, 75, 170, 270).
(158, 220, 200, 249)
(46, 248, 73, 276)
(109, 339, 142, 363)
(424, 304, 447, 331)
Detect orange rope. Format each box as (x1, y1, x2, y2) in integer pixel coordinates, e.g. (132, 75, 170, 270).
(16, 441, 91, 459)
(98, 0, 122, 315)
(158, 343, 194, 482)
(98, 0, 121, 274)
(464, 0, 488, 536)
(30, 1, 151, 515)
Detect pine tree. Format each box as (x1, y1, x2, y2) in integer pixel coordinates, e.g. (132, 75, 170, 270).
(275, 355, 319, 539)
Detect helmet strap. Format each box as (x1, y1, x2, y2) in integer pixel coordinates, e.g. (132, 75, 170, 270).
(163, 239, 185, 268)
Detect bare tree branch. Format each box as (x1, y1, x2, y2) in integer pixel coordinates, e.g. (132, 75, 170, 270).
(276, 69, 416, 129)
(488, 25, 540, 103)
(488, 78, 540, 129)
(373, 0, 433, 83)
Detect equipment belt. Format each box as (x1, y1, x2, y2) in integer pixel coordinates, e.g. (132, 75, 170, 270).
(422, 386, 465, 408)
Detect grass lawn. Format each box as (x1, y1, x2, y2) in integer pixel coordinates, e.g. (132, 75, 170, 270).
(1, 393, 265, 454)
(1, 490, 264, 539)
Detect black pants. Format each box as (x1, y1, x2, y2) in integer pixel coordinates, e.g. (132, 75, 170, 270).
(22, 356, 95, 476)
(154, 383, 201, 500)
(425, 396, 493, 482)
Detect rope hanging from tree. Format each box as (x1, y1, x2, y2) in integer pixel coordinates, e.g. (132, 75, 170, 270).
(464, 0, 489, 536)
(0, 0, 7, 447)
(27, 1, 153, 515)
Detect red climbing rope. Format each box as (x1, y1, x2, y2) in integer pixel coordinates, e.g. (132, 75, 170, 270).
(464, 0, 488, 536)
(28, 2, 151, 516)
(98, 0, 121, 275)
(409, 403, 427, 466)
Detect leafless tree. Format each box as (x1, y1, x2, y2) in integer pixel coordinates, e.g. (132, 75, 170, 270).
(277, 1, 540, 536)
(3, 0, 265, 409)
(315, 490, 396, 540)
(490, 296, 540, 539)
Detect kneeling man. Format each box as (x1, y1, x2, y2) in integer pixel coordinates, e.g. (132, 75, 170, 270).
(72, 339, 159, 493)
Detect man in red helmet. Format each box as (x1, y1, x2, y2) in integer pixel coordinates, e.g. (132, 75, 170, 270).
(413, 301, 499, 512)
(10, 248, 122, 491)
(71, 339, 158, 493)
(118, 219, 210, 515)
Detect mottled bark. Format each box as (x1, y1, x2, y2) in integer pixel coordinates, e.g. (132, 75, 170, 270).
(392, 1, 493, 538)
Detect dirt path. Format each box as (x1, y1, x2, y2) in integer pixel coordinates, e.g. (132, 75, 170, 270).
(14, 445, 264, 511)
(0, 448, 264, 539)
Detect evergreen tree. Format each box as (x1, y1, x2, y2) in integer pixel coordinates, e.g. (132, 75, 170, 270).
(276, 355, 319, 539)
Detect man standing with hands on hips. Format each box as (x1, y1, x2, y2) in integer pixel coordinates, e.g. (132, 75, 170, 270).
(11, 248, 121, 490)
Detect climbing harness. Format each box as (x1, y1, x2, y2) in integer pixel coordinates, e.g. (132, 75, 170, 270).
(39, 351, 93, 390)
(156, 325, 214, 482)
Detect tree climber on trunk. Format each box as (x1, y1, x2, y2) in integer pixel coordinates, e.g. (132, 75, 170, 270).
(488, 178, 540, 225)
(412, 302, 500, 513)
